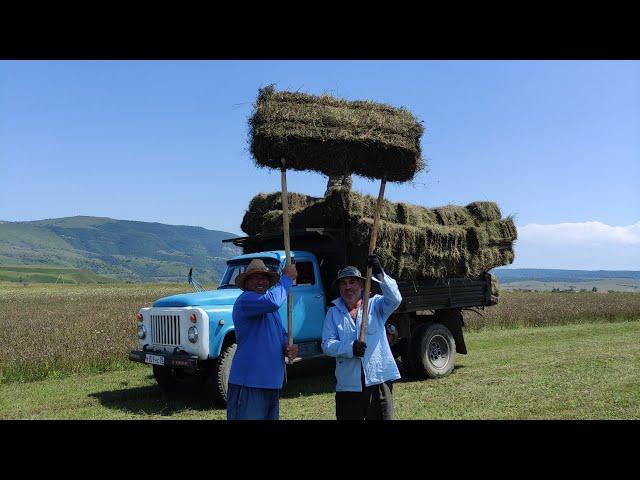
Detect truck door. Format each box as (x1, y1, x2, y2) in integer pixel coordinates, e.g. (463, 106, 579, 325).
(278, 258, 326, 342)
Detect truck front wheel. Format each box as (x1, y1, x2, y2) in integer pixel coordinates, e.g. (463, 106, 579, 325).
(405, 323, 456, 379)
(207, 342, 236, 407)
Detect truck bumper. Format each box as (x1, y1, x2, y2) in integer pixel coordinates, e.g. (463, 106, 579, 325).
(129, 349, 200, 369)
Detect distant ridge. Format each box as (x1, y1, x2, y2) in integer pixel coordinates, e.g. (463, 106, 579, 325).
(4, 218, 637, 286)
(492, 267, 640, 283)
(0, 216, 242, 283)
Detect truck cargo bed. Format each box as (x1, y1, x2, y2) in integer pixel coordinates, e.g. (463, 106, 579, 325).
(395, 274, 496, 312)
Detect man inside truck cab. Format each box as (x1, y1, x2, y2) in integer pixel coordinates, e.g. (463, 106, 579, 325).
(226, 259, 299, 420)
(321, 254, 402, 420)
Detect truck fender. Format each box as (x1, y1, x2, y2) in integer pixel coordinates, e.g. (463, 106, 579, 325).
(209, 324, 236, 359)
(435, 309, 467, 355)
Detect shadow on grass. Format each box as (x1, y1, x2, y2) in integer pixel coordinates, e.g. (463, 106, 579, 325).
(89, 357, 338, 415)
(281, 356, 336, 399)
(282, 357, 459, 393)
(394, 361, 465, 385)
(89, 357, 447, 414)
(88, 385, 220, 416)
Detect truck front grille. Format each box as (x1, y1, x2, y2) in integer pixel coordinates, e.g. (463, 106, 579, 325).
(151, 314, 181, 346)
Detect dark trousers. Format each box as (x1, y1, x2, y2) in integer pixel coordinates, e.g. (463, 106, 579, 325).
(335, 369, 394, 420)
(226, 383, 280, 420)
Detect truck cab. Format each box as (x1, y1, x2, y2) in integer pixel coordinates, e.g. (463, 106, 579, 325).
(129, 250, 327, 406)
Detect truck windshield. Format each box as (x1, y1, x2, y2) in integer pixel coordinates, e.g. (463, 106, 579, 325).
(218, 259, 281, 289)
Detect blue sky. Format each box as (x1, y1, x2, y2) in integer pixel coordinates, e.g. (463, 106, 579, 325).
(1, 60, 639, 269)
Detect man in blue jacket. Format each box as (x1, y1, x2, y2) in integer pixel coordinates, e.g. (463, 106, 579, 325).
(321, 254, 402, 420)
(227, 258, 298, 420)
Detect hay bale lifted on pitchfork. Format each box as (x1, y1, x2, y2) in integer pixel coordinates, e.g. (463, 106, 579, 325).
(249, 85, 425, 182)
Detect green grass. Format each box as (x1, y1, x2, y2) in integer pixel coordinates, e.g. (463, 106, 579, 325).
(1, 320, 638, 419)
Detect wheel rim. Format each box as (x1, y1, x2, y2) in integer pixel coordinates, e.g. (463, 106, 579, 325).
(427, 334, 449, 369)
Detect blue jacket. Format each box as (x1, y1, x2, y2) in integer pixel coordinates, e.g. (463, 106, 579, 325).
(321, 272, 402, 392)
(228, 275, 292, 390)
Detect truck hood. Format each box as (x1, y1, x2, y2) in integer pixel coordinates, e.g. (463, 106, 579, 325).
(152, 288, 241, 307)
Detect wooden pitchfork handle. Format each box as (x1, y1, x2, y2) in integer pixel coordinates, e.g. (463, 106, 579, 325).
(359, 177, 387, 343)
(281, 158, 301, 364)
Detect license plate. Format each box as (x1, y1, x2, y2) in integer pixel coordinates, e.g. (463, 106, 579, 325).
(145, 354, 165, 366)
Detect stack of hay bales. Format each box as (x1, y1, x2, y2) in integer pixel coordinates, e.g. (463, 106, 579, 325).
(240, 188, 516, 279)
(245, 85, 514, 280)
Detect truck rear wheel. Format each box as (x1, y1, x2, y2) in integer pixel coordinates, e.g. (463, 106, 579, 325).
(208, 342, 236, 407)
(152, 365, 207, 393)
(404, 323, 456, 379)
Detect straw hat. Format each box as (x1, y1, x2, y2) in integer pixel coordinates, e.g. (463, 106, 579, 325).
(235, 259, 280, 290)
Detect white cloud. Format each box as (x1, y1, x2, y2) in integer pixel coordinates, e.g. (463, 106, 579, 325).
(513, 220, 640, 270)
(519, 221, 640, 246)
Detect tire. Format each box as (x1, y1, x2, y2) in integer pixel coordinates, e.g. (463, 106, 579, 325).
(152, 365, 207, 393)
(404, 323, 456, 379)
(402, 323, 429, 378)
(418, 323, 456, 378)
(207, 342, 237, 407)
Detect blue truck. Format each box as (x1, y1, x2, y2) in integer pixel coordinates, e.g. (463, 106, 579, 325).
(129, 228, 498, 406)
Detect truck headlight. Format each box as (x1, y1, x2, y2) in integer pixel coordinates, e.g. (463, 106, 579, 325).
(137, 324, 146, 339)
(188, 326, 198, 343)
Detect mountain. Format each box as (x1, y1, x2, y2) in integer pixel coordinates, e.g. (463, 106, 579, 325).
(0, 216, 242, 282)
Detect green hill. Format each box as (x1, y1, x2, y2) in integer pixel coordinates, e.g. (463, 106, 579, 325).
(0, 216, 241, 283)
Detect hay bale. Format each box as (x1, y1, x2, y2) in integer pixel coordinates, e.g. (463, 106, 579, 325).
(249, 85, 425, 182)
(395, 202, 439, 225)
(351, 218, 468, 258)
(349, 218, 470, 278)
(244, 191, 319, 216)
(490, 274, 500, 304)
(466, 217, 518, 251)
(464, 247, 515, 276)
(466, 201, 502, 222)
(240, 192, 319, 235)
(432, 205, 474, 226)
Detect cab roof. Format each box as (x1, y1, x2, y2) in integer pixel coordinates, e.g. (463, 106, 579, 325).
(228, 250, 315, 263)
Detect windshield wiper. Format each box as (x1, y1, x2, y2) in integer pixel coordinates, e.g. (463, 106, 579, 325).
(188, 268, 205, 292)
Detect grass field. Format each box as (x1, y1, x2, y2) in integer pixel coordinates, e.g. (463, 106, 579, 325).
(464, 290, 640, 330)
(0, 283, 202, 383)
(1, 320, 638, 419)
(0, 265, 116, 284)
(1, 283, 639, 385)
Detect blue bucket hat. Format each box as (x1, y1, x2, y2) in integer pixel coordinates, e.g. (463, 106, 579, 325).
(331, 266, 381, 291)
